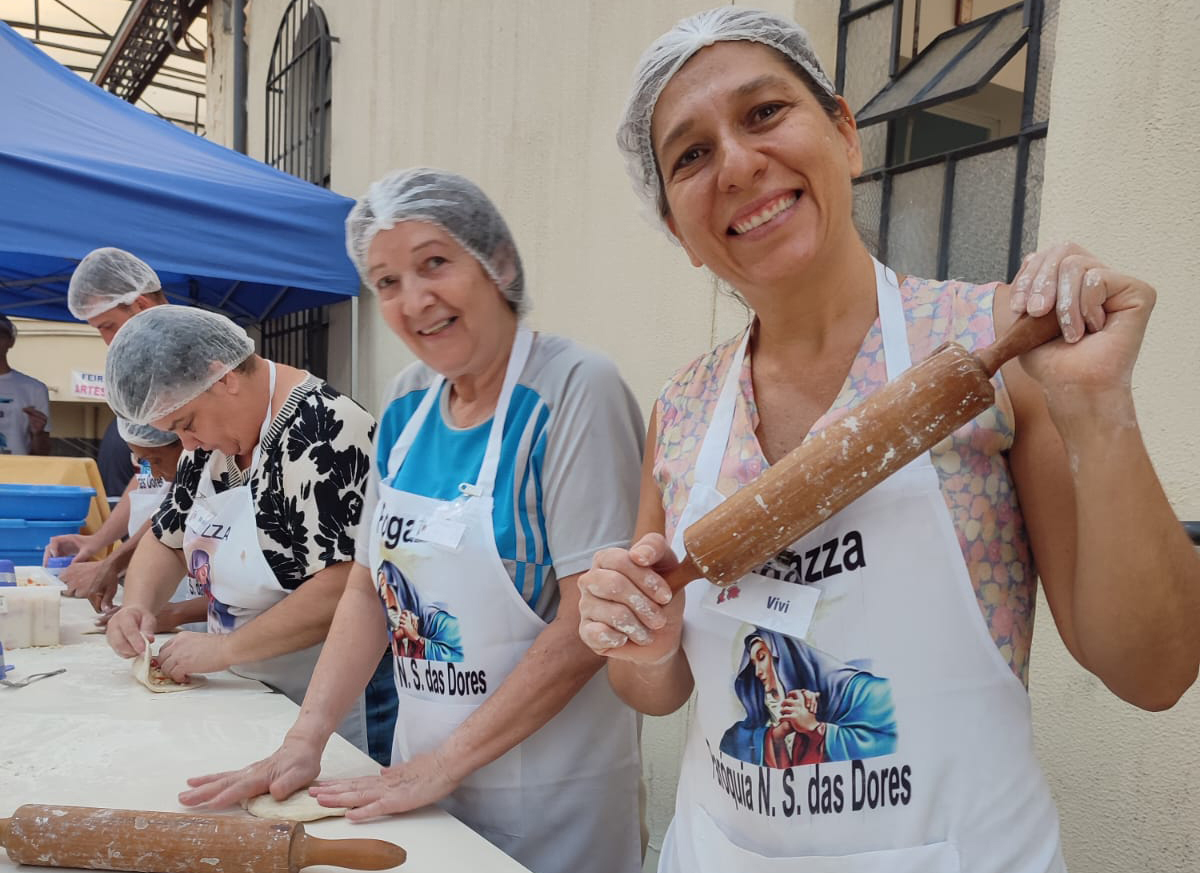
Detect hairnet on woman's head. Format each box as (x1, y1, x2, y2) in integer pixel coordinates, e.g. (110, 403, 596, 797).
(116, 417, 180, 448)
(68, 247, 162, 320)
(105, 305, 255, 425)
(345, 168, 528, 316)
(617, 7, 836, 222)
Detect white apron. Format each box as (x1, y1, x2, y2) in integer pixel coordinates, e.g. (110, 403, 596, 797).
(128, 465, 194, 607)
(182, 362, 367, 753)
(368, 328, 641, 873)
(659, 261, 1065, 873)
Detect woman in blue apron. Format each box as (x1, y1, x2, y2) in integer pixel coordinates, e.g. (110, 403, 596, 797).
(102, 306, 378, 755)
(178, 169, 644, 873)
(578, 8, 1200, 873)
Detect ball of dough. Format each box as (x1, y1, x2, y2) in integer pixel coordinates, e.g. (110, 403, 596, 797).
(241, 790, 348, 822)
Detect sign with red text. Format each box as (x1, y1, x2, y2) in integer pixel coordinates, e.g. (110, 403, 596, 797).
(71, 371, 106, 400)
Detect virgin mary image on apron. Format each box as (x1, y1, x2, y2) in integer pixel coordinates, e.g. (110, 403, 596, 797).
(377, 560, 463, 663)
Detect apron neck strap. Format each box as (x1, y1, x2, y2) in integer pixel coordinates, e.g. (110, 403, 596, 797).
(469, 326, 533, 497)
(693, 326, 752, 483)
(873, 258, 911, 380)
(247, 360, 277, 474)
(386, 372, 446, 481)
(384, 326, 534, 500)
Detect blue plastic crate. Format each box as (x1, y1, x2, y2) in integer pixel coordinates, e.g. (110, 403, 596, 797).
(0, 548, 44, 565)
(0, 484, 96, 521)
(0, 518, 85, 553)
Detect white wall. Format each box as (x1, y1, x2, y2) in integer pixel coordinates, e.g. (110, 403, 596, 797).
(207, 1, 1199, 870)
(1031, 1, 1200, 871)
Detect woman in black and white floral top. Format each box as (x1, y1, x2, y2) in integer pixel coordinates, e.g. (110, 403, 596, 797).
(152, 378, 374, 590)
(101, 305, 388, 759)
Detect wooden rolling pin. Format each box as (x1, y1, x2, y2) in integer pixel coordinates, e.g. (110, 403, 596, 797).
(663, 312, 1062, 590)
(0, 805, 406, 872)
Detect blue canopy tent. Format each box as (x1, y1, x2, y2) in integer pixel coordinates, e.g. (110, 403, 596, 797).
(0, 21, 360, 325)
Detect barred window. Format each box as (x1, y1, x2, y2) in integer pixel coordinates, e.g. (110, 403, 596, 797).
(262, 0, 334, 376)
(841, 0, 1058, 283)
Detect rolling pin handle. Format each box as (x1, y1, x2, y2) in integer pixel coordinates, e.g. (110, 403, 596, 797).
(976, 312, 1062, 376)
(661, 555, 703, 594)
(290, 829, 407, 871)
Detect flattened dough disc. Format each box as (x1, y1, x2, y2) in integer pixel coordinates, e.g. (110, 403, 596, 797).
(131, 633, 205, 693)
(241, 789, 349, 821)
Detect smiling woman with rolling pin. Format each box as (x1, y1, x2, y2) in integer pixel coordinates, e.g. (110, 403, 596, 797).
(577, 8, 1200, 873)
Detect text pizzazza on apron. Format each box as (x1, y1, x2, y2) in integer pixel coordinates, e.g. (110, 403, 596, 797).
(756, 530, 866, 585)
(378, 512, 421, 547)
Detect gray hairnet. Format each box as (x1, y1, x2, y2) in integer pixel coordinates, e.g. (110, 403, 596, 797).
(345, 168, 527, 317)
(105, 306, 255, 425)
(617, 7, 836, 222)
(117, 417, 179, 448)
(68, 247, 162, 320)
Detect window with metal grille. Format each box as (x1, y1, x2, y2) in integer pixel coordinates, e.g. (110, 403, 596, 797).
(261, 0, 333, 378)
(841, 0, 1057, 283)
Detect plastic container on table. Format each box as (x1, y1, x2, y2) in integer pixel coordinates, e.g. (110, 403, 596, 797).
(0, 559, 15, 587)
(45, 555, 75, 579)
(0, 571, 61, 649)
(0, 484, 96, 521)
(0, 519, 86, 564)
(0, 549, 45, 566)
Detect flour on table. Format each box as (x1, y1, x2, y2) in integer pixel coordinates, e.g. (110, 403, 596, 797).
(241, 789, 348, 821)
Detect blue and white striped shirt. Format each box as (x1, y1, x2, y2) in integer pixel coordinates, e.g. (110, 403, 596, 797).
(356, 333, 644, 621)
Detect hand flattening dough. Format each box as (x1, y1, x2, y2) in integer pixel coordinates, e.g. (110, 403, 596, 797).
(131, 633, 204, 693)
(241, 789, 348, 821)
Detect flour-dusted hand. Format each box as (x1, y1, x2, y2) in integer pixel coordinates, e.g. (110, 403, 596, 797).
(578, 532, 680, 664)
(179, 733, 324, 810)
(105, 605, 156, 658)
(1008, 242, 1155, 399)
(310, 749, 462, 822)
(155, 630, 233, 682)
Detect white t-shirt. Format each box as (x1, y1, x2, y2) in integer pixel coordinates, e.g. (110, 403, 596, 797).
(0, 369, 51, 455)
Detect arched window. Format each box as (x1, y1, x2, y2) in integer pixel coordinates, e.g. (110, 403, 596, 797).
(265, 0, 332, 186)
(262, 0, 333, 375)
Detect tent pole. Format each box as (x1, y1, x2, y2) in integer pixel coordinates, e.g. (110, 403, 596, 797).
(233, 0, 247, 153)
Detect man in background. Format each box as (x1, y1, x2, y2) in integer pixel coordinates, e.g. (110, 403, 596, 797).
(0, 314, 51, 455)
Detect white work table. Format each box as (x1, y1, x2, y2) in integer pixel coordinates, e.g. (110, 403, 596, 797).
(1, 597, 530, 873)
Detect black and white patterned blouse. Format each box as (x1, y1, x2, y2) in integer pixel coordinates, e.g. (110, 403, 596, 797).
(152, 376, 376, 590)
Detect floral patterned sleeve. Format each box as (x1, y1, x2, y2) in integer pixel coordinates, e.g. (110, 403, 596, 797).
(259, 385, 376, 587)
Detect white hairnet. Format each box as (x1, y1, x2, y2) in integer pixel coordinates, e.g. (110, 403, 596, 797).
(617, 7, 836, 222)
(345, 168, 528, 316)
(105, 306, 255, 425)
(68, 247, 162, 320)
(116, 417, 179, 448)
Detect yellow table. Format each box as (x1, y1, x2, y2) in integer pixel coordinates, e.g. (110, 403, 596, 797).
(0, 455, 111, 534)
(0, 455, 112, 556)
